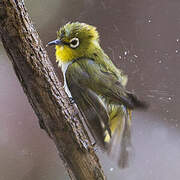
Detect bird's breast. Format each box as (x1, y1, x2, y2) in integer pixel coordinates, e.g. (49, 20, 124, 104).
(60, 62, 73, 98)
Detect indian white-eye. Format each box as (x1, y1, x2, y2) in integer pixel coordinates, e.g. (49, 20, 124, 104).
(48, 22, 147, 168)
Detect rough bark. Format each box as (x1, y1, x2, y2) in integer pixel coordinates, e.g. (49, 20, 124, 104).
(0, 0, 106, 179)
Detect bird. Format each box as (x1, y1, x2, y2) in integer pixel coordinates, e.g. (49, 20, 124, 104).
(47, 22, 147, 168)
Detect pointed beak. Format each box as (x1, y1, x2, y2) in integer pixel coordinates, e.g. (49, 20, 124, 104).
(46, 39, 62, 47)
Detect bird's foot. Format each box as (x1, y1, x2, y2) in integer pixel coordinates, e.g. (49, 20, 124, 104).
(69, 97, 75, 104)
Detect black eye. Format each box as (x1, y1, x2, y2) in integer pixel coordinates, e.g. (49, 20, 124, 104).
(70, 37, 79, 48)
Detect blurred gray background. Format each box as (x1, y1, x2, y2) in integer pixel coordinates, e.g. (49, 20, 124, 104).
(0, 0, 180, 179)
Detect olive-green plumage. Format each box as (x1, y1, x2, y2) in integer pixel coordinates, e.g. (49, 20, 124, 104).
(48, 22, 147, 168)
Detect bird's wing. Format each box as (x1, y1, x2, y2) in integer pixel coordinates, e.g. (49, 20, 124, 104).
(66, 58, 147, 110)
(66, 62, 111, 148)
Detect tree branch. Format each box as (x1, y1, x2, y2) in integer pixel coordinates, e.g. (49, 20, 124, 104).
(0, 0, 106, 179)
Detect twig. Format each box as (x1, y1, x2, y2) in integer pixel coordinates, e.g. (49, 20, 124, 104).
(0, 0, 106, 179)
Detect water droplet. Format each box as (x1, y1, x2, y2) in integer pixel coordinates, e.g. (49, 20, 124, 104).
(168, 97, 172, 100)
(110, 168, 114, 171)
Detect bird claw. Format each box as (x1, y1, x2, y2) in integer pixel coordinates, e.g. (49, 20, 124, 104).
(92, 142, 98, 151)
(69, 97, 75, 104)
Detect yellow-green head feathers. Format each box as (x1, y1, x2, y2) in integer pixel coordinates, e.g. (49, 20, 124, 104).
(54, 22, 100, 64)
(57, 22, 99, 42)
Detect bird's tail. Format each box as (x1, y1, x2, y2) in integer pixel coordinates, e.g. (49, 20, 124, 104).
(118, 109, 133, 168)
(105, 105, 133, 168)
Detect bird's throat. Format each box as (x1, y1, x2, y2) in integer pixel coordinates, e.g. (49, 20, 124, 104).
(55, 45, 78, 64)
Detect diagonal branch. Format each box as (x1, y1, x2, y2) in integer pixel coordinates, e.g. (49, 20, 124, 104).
(0, 0, 106, 179)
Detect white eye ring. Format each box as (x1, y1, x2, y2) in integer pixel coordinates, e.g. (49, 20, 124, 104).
(70, 37, 79, 48)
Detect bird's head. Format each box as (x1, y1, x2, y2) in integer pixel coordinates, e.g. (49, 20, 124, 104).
(47, 22, 100, 65)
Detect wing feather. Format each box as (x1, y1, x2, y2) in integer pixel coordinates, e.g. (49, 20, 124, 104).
(66, 58, 147, 110)
(66, 63, 110, 148)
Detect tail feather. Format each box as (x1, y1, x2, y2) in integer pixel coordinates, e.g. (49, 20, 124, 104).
(106, 106, 133, 168)
(127, 92, 148, 110)
(118, 110, 132, 168)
